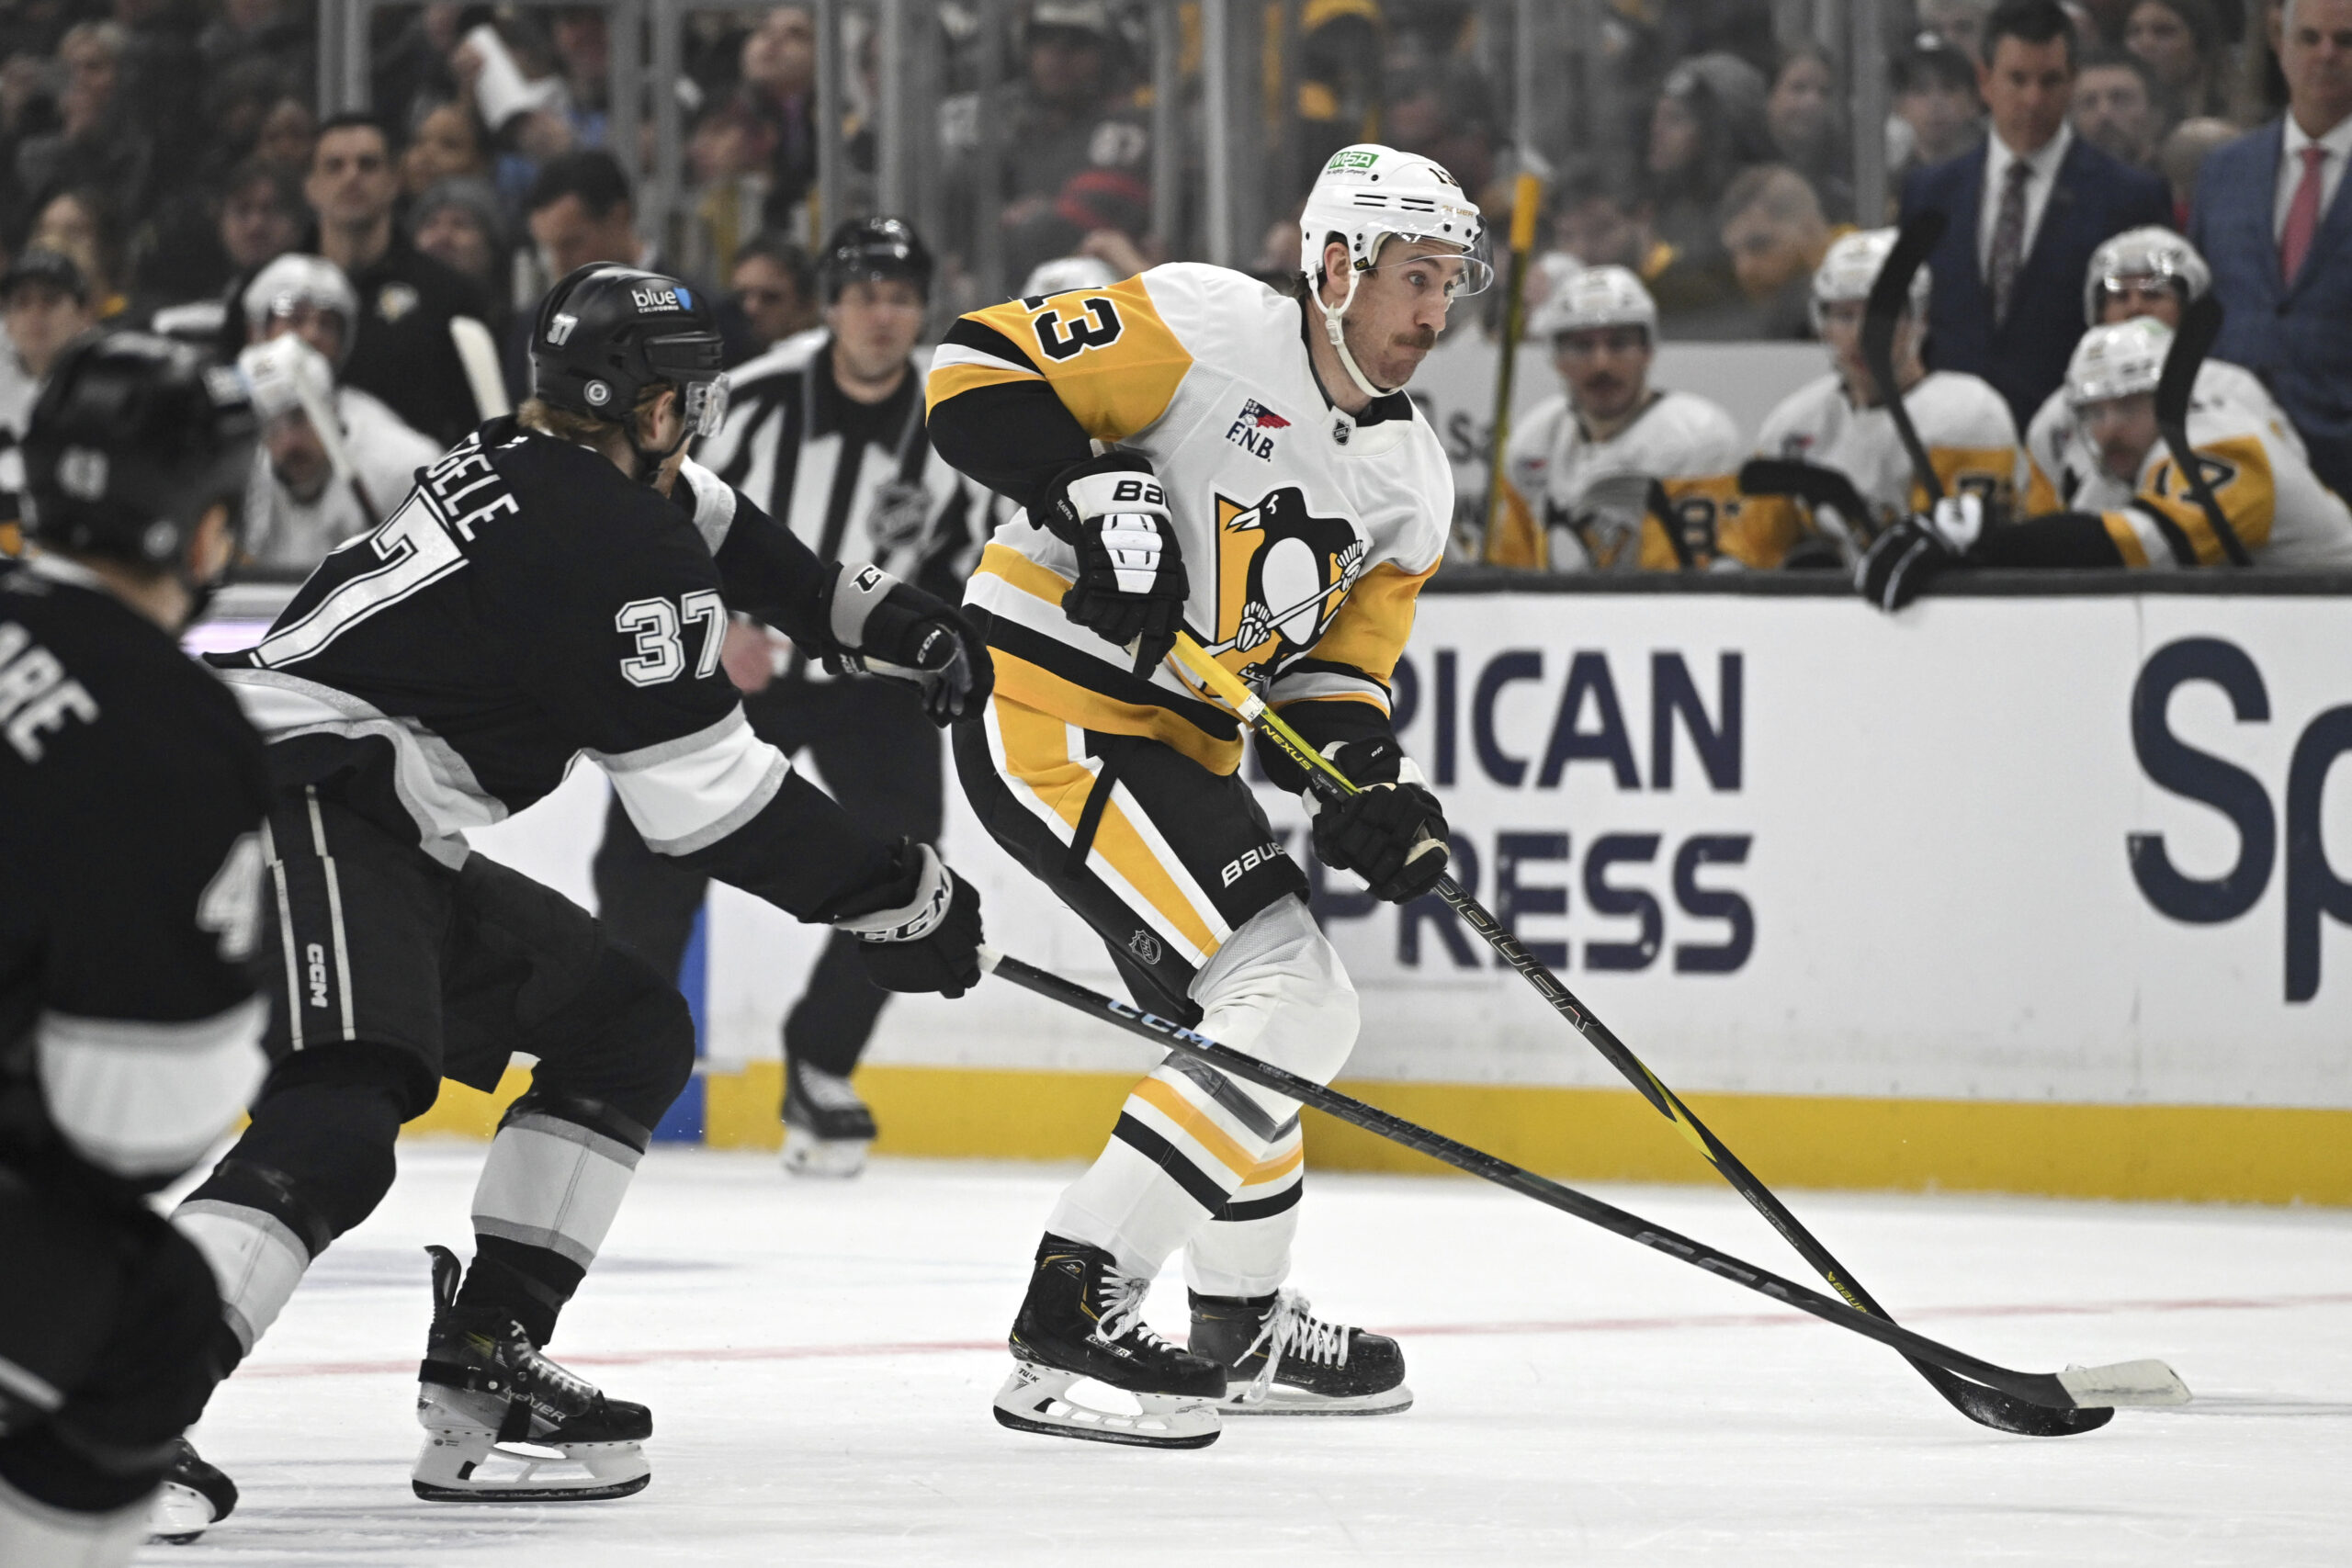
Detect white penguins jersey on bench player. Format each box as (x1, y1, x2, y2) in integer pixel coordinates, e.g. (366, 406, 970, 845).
(2092, 395, 2352, 570)
(2022, 359, 2305, 513)
(926, 262, 1449, 775)
(1496, 389, 1746, 570)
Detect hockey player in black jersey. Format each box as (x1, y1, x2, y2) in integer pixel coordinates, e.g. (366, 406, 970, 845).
(169, 263, 993, 1518)
(1, 335, 271, 1566)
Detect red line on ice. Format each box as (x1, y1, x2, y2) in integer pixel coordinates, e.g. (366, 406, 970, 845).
(237, 1291, 2352, 1379)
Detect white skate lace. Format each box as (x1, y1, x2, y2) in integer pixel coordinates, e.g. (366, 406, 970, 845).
(1091, 1269, 1178, 1351)
(1239, 1289, 1350, 1404)
(794, 1065, 865, 1112)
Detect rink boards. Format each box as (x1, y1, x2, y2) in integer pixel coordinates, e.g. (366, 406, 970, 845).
(364, 581, 2352, 1204)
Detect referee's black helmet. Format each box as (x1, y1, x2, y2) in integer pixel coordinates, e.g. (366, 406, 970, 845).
(816, 217, 933, 303)
(529, 264, 729, 435)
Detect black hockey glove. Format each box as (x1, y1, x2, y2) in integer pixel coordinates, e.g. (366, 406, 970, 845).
(1039, 453, 1188, 669)
(1855, 494, 1983, 613)
(820, 562, 994, 725)
(834, 840, 984, 997)
(1307, 736, 1450, 904)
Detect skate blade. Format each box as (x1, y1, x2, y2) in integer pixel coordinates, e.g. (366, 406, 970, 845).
(781, 1130, 870, 1179)
(1221, 1381, 1415, 1417)
(991, 1362, 1220, 1450)
(412, 1429, 651, 1502)
(147, 1482, 219, 1544)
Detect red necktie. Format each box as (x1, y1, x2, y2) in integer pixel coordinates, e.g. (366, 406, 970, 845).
(2280, 143, 2328, 287)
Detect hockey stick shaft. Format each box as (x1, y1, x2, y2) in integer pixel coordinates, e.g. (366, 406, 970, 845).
(1164, 633, 2119, 1433)
(2152, 295, 2251, 567)
(1480, 172, 1544, 562)
(978, 947, 2183, 1414)
(1863, 212, 1946, 508)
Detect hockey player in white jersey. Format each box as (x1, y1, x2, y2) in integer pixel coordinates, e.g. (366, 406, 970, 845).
(1489, 265, 1747, 570)
(2022, 227, 2305, 513)
(235, 254, 443, 569)
(926, 143, 1484, 1447)
(1860, 317, 2352, 607)
(1743, 228, 2023, 566)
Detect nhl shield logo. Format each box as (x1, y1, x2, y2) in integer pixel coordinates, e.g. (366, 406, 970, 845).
(1127, 929, 1163, 965)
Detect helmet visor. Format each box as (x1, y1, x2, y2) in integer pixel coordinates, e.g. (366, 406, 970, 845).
(683, 373, 729, 439)
(1365, 243, 1495, 299)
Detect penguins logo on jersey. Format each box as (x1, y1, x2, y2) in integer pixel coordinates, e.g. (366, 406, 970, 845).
(1207, 486, 1366, 677)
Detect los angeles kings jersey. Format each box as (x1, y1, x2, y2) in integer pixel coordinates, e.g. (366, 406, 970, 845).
(208, 417, 897, 920)
(2090, 399, 2352, 570)
(2, 559, 269, 1196)
(926, 262, 1450, 774)
(1493, 389, 1747, 570)
(2022, 359, 2306, 514)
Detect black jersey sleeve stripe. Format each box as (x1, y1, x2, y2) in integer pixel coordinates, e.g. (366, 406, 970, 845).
(924, 379, 1092, 517)
(943, 317, 1042, 371)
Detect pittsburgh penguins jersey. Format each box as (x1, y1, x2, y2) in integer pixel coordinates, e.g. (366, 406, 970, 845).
(243, 385, 446, 571)
(1493, 389, 1747, 570)
(926, 262, 1450, 774)
(2089, 399, 2352, 570)
(205, 416, 899, 920)
(1745, 369, 2024, 564)
(2022, 359, 2306, 514)
(693, 332, 996, 677)
(1, 558, 270, 1198)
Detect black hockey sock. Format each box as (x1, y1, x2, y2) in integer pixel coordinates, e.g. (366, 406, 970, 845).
(455, 1235, 583, 1348)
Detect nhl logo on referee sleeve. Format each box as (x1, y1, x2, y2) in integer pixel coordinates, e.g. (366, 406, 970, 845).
(1127, 929, 1163, 965)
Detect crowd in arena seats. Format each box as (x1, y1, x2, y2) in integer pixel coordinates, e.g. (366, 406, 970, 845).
(0, 0, 2345, 584)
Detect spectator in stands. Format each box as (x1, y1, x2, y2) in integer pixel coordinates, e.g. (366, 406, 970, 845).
(2024, 226, 2306, 513)
(305, 112, 495, 445)
(11, 22, 154, 230)
(740, 6, 818, 226)
(1387, 62, 1507, 217)
(1547, 157, 1729, 321)
(198, 0, 311, 85)
(1904, 0, 2171, 429)
(2160, 114, 2239, 219)
(940, 0, 1153, 297)
(253, 92, 317, 179)
(1893, 39, 1987, 183)
(684, 96, 779, 285)
(0, 250, 91, 429)
(236, 258, 444, 570)
(2190, 0, 2352, 497)
(27, 187, 131, 322)
(1489, 265, 1747, 571)
(1767, 45, 1853, 220)
(730, 231, 819, 350)
(402, 99, 492, 200)
(2127, 0, 2231, 115)
(411, 176, 508, 299)
(1923, 0, 1998, 58)
(2073, 47, 2170, 166)
(1644, 54, 1774, 277)
(1717, 165, 1838, 339)
(1744, 228, 2024, 569)
(220, 161, 307, 279)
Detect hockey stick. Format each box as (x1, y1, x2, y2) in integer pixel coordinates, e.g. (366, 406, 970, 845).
(1738, 457, 1883, 547)
(2152, 295, 2252, 567)
(1862, 211, 1947, 509)
(1480, 171, 1544, 563)
(1166, 631, 2118, 1435)
(979, 946, 2188, 1417)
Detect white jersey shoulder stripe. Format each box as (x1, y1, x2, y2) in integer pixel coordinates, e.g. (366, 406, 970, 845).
(595, 708, 793, 854)
(37, 997, 268, 1180)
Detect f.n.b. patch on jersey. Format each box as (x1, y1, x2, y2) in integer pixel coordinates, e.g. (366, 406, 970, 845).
(1204, 486, 1366, 681)
(1225, 399, 1290, 461)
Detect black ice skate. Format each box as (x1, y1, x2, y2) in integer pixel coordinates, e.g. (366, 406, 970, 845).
(1189, 1288, 1413, 1416)
(412, 1245, 651, 1501)
(993, 1235, 1227, 1449)
(780, 1055, 876, 1178)
(147, 1438, 236, 1543)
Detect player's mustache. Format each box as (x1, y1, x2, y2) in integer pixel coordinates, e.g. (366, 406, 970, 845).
(1390, 326, 1438, 352)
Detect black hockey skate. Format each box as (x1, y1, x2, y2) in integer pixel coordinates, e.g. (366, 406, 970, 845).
(780, 1055, 876, 1178)
(1189, 1288, 1413, 1416)
(412, 1245, 651, 1501)
(993, 1235, 1227, 1449)
(148, 1438, 236, 1544)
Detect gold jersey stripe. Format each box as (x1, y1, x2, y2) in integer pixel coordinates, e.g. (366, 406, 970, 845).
(1307, 558, 1432, 686)
(963, 275, 1195, 444)
(1240, 1135, 1306, 1184)
(992, 650, 1244, 775)
(977, 540, 1073, 604)
(2100, 509, 2154, 566)
(1131, 1076, 1260, 1180)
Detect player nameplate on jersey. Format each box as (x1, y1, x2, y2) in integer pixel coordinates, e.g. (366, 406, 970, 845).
(1207, 487, 1366, 679)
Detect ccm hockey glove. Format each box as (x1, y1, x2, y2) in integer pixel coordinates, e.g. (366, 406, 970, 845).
(1856, 493, 1983, 612)
(1039, 453, 1188, 668)
(820, 562, 994, 724)
(1307, 736, 1450, 904)
(834, 840, 985, 997)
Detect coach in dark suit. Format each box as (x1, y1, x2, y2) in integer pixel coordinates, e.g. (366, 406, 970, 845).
(1901, 0, 2172, 429)
(2189, 0, 2352, 498)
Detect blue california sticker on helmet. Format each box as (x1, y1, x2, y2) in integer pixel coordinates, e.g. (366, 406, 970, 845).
(674, 286, 692, 309)
(628, 283, 683, 312)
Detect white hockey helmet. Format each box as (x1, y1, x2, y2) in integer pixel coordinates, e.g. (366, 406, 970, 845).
(2064, 317, 2171, 408)
(1017, 254, 1121, 299)
(1809, 227, 1930, 331)
(242, 254, 360, 367)
(1297, 142, 1492, 399)
(1528, 264, 1657, 344)
(2082, 225, 2211, 325)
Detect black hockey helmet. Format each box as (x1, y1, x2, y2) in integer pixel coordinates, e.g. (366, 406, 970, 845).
(816, 217, 933, 304)
(20, 332, 257, 569)
(529, 264, 729, 437)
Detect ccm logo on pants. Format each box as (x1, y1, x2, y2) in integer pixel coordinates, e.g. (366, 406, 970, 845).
(307, 942, 331, 1009)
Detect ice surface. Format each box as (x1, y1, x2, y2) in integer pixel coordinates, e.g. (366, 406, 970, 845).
(151, 1145, 2352, 1566)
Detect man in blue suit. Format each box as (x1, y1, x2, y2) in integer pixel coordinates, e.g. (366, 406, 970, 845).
(2190, 0, 2352, 498)
(1901, 0, 2172, 431)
